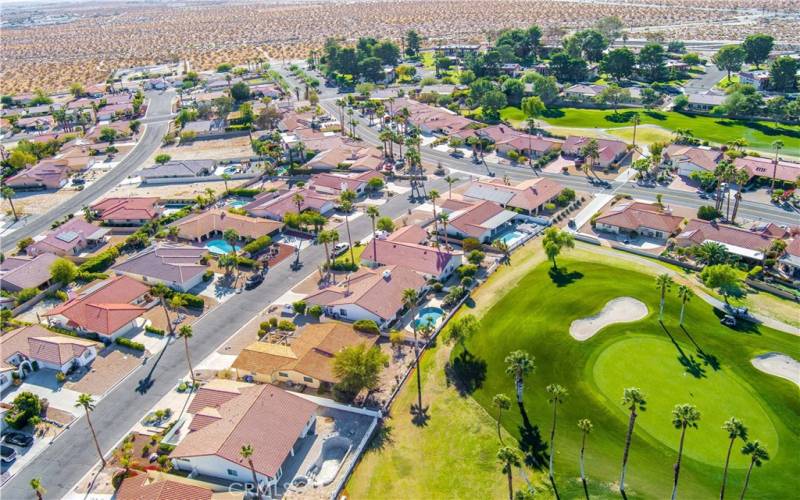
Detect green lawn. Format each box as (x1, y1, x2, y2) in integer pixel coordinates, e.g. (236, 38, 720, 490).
(538, 108, 800, 154)
(459, 257, 800, 499)
(333, 243, 366, 267)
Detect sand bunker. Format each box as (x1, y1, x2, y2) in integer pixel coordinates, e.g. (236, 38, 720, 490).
(569, 297, 648, 341)
(751, 353, 800, 387)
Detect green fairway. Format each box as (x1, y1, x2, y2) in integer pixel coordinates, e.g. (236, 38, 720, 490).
(538, 107, 800, 154)
(460, 257, 800, 499)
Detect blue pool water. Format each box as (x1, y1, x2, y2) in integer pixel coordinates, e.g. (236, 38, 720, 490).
(205, 239, 241, 255)
(227, 198, 248, 208)
(494, 229, 526, 247)
(414, 307, 445, 330)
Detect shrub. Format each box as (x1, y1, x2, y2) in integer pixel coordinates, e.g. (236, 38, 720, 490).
(277, 320, 296, 332)
(228, 188, 261, 197)
(457, 264, 478, 278)
(55, 371, 66, 383)
(15, 287, 39, 305)
(443, 286, 467, 308)
(747, 266, 763, 279)
(76, 271, 108, 282)
(4, 391, 41, 429)
(115, 337, 145, 351)
(697, 205, 721, 221)
(544, 202, 557, 212)
(236, 256, 257, 269)
(145, 325, 165, 336)
(330, 260, 358, 272)
(242, 235, 272, 255)
(431, 282, 444, 293)
(462, 238, 481, 252)
(308, 304, 324, 319)
(353, 319, 380, 334)
(177, 293, 204, 309)
(78, 247, 119, 273)
(292, 300, 307, 314)
(467, 250, 485, 266)
(203, 270, 214, 282)
(17, 237, 34, 252)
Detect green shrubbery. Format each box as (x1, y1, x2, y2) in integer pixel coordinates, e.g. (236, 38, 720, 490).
(228, 188, 261, 197)
(242, 235, 272, 255)
(145, 325, 165, 336)
(353, 319, 380, 334)
(115, 337, 145, 351)
(78, 247, 119, 273)
(15, 287, 39, 305)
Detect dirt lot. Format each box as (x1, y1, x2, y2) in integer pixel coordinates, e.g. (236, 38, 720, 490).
(159, 136, 254, 162)
(105, 179, 249, 200)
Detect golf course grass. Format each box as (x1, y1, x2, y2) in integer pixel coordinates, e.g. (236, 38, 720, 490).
(460, 256, 800, 498)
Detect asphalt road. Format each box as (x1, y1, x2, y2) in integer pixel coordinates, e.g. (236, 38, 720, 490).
(1, 90, 175, 252)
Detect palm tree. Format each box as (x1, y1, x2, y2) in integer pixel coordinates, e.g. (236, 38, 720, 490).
(366, 206, 380, 265)
(1, 186, 18, 222)
(178, 325, 195, 386)
(379, 129, 394, 158)
(580, 139, 600, 178)
(223, 228, 241, 280)
(75, 393, 105, 467)
(577, 419, 593, 499)
(492, 394, 511, 443)
(720, 417, 748, 500)
(292, 193, 305, 214)
(443, 175, 458, 199)
(240, 444, 262, 499)
(620, 387, 646, 496)
(339, 197, 357, 266)
(497, 446, 522, 500)
(730, 168, 750, 223)
(428, 189, 441, 241)
(714, 161, 732, 213)
(402, 288, 423, 412)
(221, 172, 232, 194)
(319, 229, 338, 273)
(739, 441, 769, 500)
(493, 239, 511, 263)
(438, 212, 450, 249)
(671, 403, 701, 500)
(769, 140, 783, 192)
(655, 273, 674, 322)
(546, 384, 568, 481)
(677, 284, 693, 326)
(30, 478, 45, 500)
(504, 350, 535, 404)
(150, 283, 175, 334)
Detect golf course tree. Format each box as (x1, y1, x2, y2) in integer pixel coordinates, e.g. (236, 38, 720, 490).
(619, 387, 647, 497)
(402, 288, 424, 415)
(492, 394, 512, 443)
(504, 350, 535, 404)
(446, 314, 480, 346)
(600, 47, 636, 81)
(677, 284, 693, 326)
(739, 440, 769, 499)
(719, 417, 748, 500)
(655, 273, 674, 322)
(497, 446, 522, 500)
(545, 384, 568, 483)
(542, 227, 575, 271)
(75, 393, 105, 467)
(700, 264, 742, 303)
(577, 419, 593, 500)
(670, 403, 701, 500)
(712, 45, 746, 82)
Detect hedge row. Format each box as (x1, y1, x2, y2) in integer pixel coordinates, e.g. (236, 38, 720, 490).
(78, 247, 119, 273)
(115, 337, 145, 351)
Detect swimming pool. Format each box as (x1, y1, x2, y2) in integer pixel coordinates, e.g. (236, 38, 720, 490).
(205, 239, 241, 255)
(494, 229, 527, 247)
(414, 306, 445, 331)
(227, 198, 248, 208)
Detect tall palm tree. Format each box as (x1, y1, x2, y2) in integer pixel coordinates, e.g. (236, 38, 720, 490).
(438, 212, 450, 250)
(677, 284, 693, 326)
(30, 478, 45, 500)
(730, 168, 750, 223)
(492, 394, 511, 443)
(223, 228, 241, 281)
(580, 139, 600, 178)
(493, 239, 510, 263)
(75, 393, 105, 467)
(504, 350, 535, 404)
(240, 444, 262, 499)
(150, 283, 175, 334)
(402, 288, 423, 412)
(428, 189, 440, 240)
(339, 196, 357, 266)
(292, 193, 305, 214)
(714, 161, 732, 213)
(366, 206, 380, 265)
(1, 186, 18, 222)
(720, 417, 748, 500)
(318, 229, 338, 273)
(671, 403, 701, 500)
(620, 388, 646, 496)
(769, 140, 783, 192)
(739, 441, 769, 500)
(577, 419, 593, 499)
(443, 175, 458, 199)
(221, 173, 232, 194)
(497, 446, 522, 500)
(655, 273, 673, 322)
(178, 325, 195, 386)
(546, 384, 568, 481)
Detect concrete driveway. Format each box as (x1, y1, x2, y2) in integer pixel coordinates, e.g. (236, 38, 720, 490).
(2, 369, 82, 416)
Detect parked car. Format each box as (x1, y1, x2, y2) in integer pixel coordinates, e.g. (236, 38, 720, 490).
(0, 445, 17, 463)
(3, 432, 33, 448)
(245, 273, 264, 290)
(720, 314, 737, 327)
(449, 149, 464, 158)
(331, 242, 350, 257)
(724, 304, 749, 318)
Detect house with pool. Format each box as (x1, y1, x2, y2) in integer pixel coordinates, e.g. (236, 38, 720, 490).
(360, 224, 462, 281)
(243, 188, 335, 221)
(441, 199, 520, 244)
(304, 265, 427, 329)
(89, 197, 162, 226)
(463, 177, 564, 216)
(169, 209, 284, 248)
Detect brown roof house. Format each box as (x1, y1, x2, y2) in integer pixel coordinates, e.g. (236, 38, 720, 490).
(662, 144, 722, 177)
(463, 177, 563, 215)
(90, 197, 161, 226)
(116, 471, 232, 500)
(734, 156, 800, 184)
(360, 225, 463, 281)
(170, 209, 283, 243)
(26, 218, 110, 257)
(443, 200, 519, 243)
(562, 136, 629, 169)
(171, 382, 317, 497)
(675, 219, 777, 262)
(1, 325, 98, 392)
(0, 253, 59, 293)
(305, 265, 427, 329)
(5, 160, 68, 190)
(232, 322, 379, 390)
(112, 244, 208, 292)
(594, 202, 684, 241)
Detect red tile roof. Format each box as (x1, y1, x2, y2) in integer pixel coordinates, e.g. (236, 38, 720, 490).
(448, 200, 509, 238)
(676, 219, 775, 251)
(0, 325, 96, 371)
(734, 156, 800, 183)
(360, 226, 461, 277)
(91, 197, 160, 222)
(595, 202, 684, 233)
(116, 473, 214, 500)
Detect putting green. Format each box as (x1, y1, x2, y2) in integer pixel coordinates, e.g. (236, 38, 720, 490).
(592, 336, 779, 466)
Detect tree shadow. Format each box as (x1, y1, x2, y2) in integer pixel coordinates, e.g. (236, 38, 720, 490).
(548, 267, 583, 287)
(365, 422, 394, 452)
(680, 325, 721, 371)
(541, 108, 565, 119)
(644, 111, 667, 121)
(444, 348, 487, 397)
(410, 403, 430, 427)
(711, 309, 761, 335)
(604, 111, 636, 124)
(660, 323, 706, 378)
(516, 402, 548, 470)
